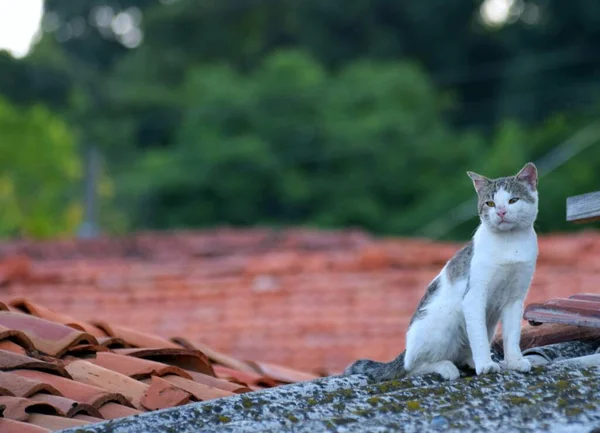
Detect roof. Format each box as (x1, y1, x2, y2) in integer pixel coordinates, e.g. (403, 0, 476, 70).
(0, 298, 318, 432)
(0, 228, 600, 431)
(58, 331, 600, 433)
(525, 293, 600, 328)
(1, 228, 599, 376)
(0, 292, 595, 432)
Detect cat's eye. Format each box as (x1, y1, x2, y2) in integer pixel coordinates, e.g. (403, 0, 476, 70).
(485, 201, 495, 207)
(509, 198, 519, 204)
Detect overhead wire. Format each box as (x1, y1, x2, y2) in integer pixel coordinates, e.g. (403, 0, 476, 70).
(416, 121, 600, 239)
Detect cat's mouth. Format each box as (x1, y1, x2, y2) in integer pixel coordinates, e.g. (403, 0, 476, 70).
(496, 219, 515, 230)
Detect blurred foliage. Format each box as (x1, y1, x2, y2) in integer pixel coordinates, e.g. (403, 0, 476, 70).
(1, 0, 600, 239)
(0, 97, 82, 238)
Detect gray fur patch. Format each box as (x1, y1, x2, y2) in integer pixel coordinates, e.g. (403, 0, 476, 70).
(410, 277, 441, 325)
(344, 352, 406, 382)
(447, 241, 474, 283)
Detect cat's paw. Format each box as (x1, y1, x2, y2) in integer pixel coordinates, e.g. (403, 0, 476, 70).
(475, 360, 501, 375)
(503, 358, 531, 373)
(434, 361, 460, 381)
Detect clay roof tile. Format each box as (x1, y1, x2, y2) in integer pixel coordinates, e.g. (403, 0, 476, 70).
(0, 312, 97, 357)
(0, 396, 60, 421)
(9, 299, 105, 337)
(89, 352, 192, 381)
(113, 347, 214, 376)
(140, 376, 191, 410)
(26, 413, 91, 431)
(97, 402, 142, 420)
(0, 371, 60, 398)
(93, 323, 180, 349)
(29, 394, 103, 418)
(64, 360, 148, 410)
(11, 370, 133, 409)
(159, 374, 234, 401)
(171, 336, 255, 374)
(0, 351, 70, 378)
(0, 418, 51, 433)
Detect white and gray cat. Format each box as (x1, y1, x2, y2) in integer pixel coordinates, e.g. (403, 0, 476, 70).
(346, 162, 539, 381)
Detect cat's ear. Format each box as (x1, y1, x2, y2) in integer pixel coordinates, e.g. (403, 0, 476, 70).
(516, 162, 538, 191)
(467, 171, 490, 193)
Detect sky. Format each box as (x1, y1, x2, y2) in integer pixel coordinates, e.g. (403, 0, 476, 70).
(0, 0, 44, 58)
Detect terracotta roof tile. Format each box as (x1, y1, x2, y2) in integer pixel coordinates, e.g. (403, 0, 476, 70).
(0, 256, 32, 286)
(63, 344, 110, 357)
(212, 365, 279, 387)
(97, 402, 141, 420)
(246, 360, 320, 383)
(0, 351, 70, 377)
(26, 413, 90, 430)
(89, 352, 192, 380)
(64, 360, 148, 410)
(0, 312, 97, 357)
(182, 370, 251, 394)
(72, 414, 105, 423)
(525, 293, 600, 328)
(0, 396, 59, 421)
(140, 376, 191, 410)
(172, 336, 257, 374)
(0, 418, 51, 433)
(0, 340, 28, 354)
(159, 374, 234, 401)
(93, 322, 180, 348)
(29, 394, 102, 418)
(9, 299, 104, 337)
(113, 347, 214, 376)
(11, 370, 133, 408)
(0, 371, 60, 397)
(96, 337, 131, 349)
(0, 328, 36, 353)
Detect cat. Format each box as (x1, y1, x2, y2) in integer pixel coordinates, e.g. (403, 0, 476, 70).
(345, 162, 539, 381)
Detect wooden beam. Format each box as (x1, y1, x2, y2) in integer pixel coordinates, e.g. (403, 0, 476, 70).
(566, 191, 600, 223)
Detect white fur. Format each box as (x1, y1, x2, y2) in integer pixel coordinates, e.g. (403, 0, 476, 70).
(403, 185, 538, 380)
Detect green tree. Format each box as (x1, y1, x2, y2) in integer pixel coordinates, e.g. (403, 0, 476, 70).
(0, 97, 82, 237)
(116, 50, 488, 234)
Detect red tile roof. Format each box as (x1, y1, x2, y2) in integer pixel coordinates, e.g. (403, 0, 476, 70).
(0, 297, 319, 431)
(524, 293, 600, 328)
(0, 228, 598, 376)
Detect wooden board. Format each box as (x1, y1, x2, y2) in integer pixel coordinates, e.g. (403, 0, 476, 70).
(566, 191, 600, 223)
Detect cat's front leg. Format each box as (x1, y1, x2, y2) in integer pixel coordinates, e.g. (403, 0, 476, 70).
(462, 281, 500, 375)
(501, 300, 531, 373)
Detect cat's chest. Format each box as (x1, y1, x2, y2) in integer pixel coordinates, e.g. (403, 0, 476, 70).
(476, 233, 538, 267)
(472, 233, 537, 300)
(490, 245, 537, 266)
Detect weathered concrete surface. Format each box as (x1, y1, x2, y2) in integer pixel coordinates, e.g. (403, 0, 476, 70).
(209, 363, 600, 433)
(59, 360, 600, 433)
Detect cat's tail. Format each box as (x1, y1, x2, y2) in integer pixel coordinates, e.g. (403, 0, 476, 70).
(343, 351, 407, 381)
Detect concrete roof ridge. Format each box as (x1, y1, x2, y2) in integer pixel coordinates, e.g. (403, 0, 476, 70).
(56, 374, 367, 433)
(58, 358, 600, 433)
(205, 361, 600, 433)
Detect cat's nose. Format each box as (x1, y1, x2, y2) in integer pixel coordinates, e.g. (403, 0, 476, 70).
(497, 208, 507, 218)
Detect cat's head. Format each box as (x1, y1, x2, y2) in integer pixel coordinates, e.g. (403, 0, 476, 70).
(467, 163, 538, 232)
